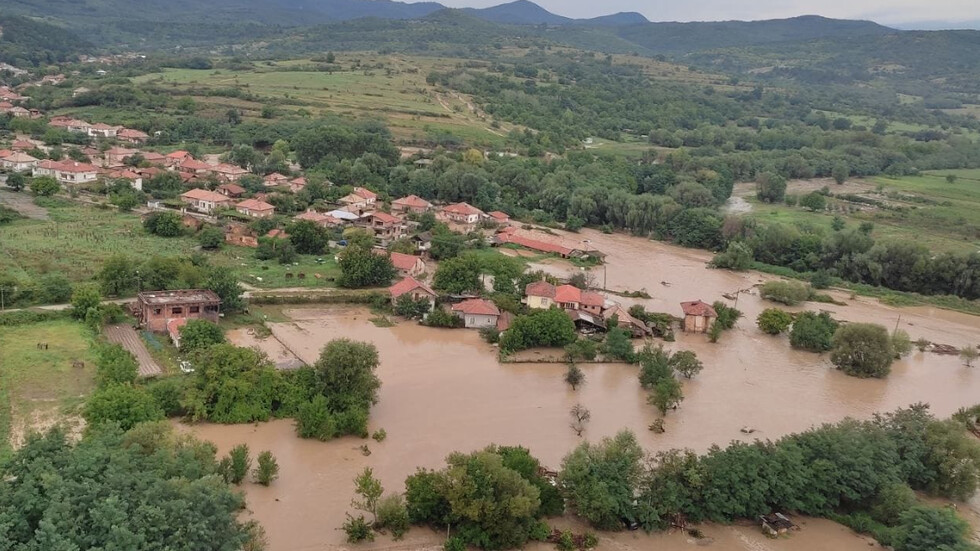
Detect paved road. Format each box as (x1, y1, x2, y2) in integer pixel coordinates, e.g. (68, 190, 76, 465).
(104, 324, 163, 377)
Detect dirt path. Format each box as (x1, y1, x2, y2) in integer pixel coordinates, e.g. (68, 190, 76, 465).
(104, 324, 163, 377)
(0, 189, 49, 220)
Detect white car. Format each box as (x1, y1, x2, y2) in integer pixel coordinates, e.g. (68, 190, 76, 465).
(179, 360, 195, 374)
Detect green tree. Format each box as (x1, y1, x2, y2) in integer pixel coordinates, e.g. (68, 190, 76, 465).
(83, 384, 164, 431)
(650, 376, 684, 414)
(499, 308, 577, 353)
(205, 266, 244, 312)
(432, 255, 482, 294)
(30, 175, 60, 197)
(394, 293, 432, 319)
(895, 506, 974, 551)
(565, 338, 597, 362)
(760, 280, 811, 306)
(376, 494, 410, 539)
(6, 171, 26, 191)
(757, 308, 793, 335)
(799, 192, 827, 211)
(564, 363, 585, 390)
(288, 219, 330, 255)
(670, 350, 703, 379)
(790, 311, 839, 352)
(198, 226, 224, 250)
(559, 431, 644, 530)
(710, 241, 753, 271)
(179, 319, 226, 353)
(314, 339, 381, 414)
(99, 254, 138, 296)
(602, 327, 634, 361)
(70, 285, 101, 320)
(352, 467, 384, 522)
(338, 246, 396, 288)
(832, 162, 850, 185)
(184, 344, 282, 423)
(756, 171, 787, 204)
(227, 444, 251, 484)
(143, 211, 184, 237)
(38, 272, 73, 303)
(254, 450, 279, 485)
(95, 343, 139, 387)
(831, 323, 895, 378)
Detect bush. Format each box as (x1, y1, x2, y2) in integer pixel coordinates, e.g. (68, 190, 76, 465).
(499, 308, 576, 353)
(601, 327, 634, 361)
(372, 428, 387, 442)
(423, 306, 464, 328)
(757, 308, 793, 335)
(143, 211, 184, 237)
(760, 280, 811, 306)
(479, 326, 501, 344)
(95, 343, 139, 388)
(565, 338, 598, 361)
(227, 444, 252, 484)
(254, 450, 279, 486)
(710, 241, 753, 271)
(198, 226, 225, 250)
(790, 311, 839, 352)
(712, 302, 742, 330)
(831, 323, 895, 378)
(444, 536, 466, 551)
(376, 494, 411, 540)
(178, 319, 226, 353)
(343, 514, 374, 543)
(83, 384, 165, 431)
(30, 175, 60, 197)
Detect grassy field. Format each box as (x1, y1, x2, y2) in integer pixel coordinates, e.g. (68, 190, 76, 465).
(0, 319, 97, 454)
(131, 53, 512, 147)
(0, 200, 341, 295)
(740, 172, 980, 254)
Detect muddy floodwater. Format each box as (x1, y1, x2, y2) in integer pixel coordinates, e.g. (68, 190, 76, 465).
(187, 229, 980, 551)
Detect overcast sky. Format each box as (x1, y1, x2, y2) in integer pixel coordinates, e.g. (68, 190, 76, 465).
(427, 0, 977, 26)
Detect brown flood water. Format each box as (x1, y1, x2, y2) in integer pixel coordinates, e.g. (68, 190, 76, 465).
(186, 229, 980, 551)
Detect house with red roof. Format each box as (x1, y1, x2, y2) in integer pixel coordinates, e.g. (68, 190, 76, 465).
(181, 188, 233, 214)
(288, 177, 307, 193)
(214, 163, 249, 181)
(106, 168, 143, 191)
(295, 209, 342, 228)
(339, 186, 378, 211)
(165, 151, 191, 167)
(33, 160, 100, 184)
(388, 251, 426, 278)
(362, 211, 406, 246)
(217, 183, 246, 198)
(87, 122, 122, 139)
(263, 172, 289, 187)
(488, 211, 511, 225)
(680, 300, 717, 334)
(236, 198, 275, 218)
(1, 152, 39, 172)
(141, 152, 166, 164)
(117, 128, 149, 144)
(391, 194, 432, 215)
(525, 281, 605, 316)
(440, 202, 485, 226)
(178, 158, 214, 175)
(11, 140, 35, 151)
(451, 298, 501, 329)
(389, 277, 436, 307)
(494, 229, 573, 257)
(103, 146, 138, 167)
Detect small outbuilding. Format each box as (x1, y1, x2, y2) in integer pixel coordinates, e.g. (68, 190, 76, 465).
(680, 300, 717, 334)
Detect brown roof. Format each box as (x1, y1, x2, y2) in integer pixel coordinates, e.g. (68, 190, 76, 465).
(389, 252, 422, 271)
(442, 202, 483, 217)
(180, 159, 213, 171)
(488, 211, 510, 220)
(496, 232, 572, 256)
(452, 298, 500, 317)
(680, 300, 717, 318)
(236, 199, 275, 212)
(525, 280, 556, 298)
(181, 188, 229, 202)
(554, 285, 604, 307)
(352, 187, 377, 200)
(217, 183, 246, 195)
(2, 152, 38, 163)
(392, 195, 431, 209)
(370, 211, 401, 224)
(389, 277, 435, 299)
(118, 128, 149, 139)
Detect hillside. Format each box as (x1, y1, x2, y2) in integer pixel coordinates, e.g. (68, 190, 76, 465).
(0, 14, 91, 66)
(462, 0, 569, 25)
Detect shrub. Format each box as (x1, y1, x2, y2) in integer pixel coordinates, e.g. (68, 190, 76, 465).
(372, 428, 387, 442)
(254, 450, 279, 486)
(757, 308, 793, 335)
(198, 226, 224, 249)
(423, 307, 464, 328)
(376, 494, 410, 540)
(343, 514, 374, 543)
(760, 280, 811, 306)
(790, 311, 839, 352)
(710, 241, 753, 271)
(565, 338, 598, 361)
(831, 323, 895, 378)
(228, 444, 252, 484)
(83, 384, 165, 431)
(95, 343, 139, 387)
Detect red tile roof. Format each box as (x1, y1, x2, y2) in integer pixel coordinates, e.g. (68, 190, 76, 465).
(488, 211, 510, 221)
(389, 277, 435, 299)
(180, 159, 213, 171)
(496, 232, 572, 256)
(392, 195, 431, 209)
(370, 211, 401, 224)
(181, 188, 229, 202)
(236, 199, 275, 212)
(525, 280, 556, 298)
(118, 128, 149, 140)
(442, 202, 483, 216)
(680, 300, 717, 318)
(166, 150, 190, 159)
(56, 161, 99, 173)
(389, 252, 422, 271)
(353, 187, 377, 200)
(552, 285, 605, 307)
(452, 298, 500, 317)
(217, 183, 246, 195)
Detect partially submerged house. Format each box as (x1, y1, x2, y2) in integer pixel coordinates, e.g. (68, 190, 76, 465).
(388, 277, 436, 307)
(451, 298, 501, 329)
(137, 289, 221, 332)
(680, 300, 717, 334)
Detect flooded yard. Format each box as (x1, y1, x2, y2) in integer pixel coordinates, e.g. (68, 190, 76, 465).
(186, 229, 980, 550)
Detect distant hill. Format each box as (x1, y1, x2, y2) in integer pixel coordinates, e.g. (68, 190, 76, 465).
(462, 0, 569, 25)
(0, 14, 91, 66)
(579, 12, 649, 27)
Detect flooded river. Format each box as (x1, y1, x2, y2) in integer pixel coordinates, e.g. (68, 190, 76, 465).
(187, 229, 980, 550)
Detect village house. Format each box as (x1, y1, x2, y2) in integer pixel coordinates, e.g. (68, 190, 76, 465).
(441, 202, 485, 226)
(495, 228, 573, 257)
(412, 232, 433, 254)
(451, 298, 501, 329)
(1, 152, 39, 172)
(339, 187, 378, 212)
(180, 188, 233, 214)
(136, 289, 221, 333)
(216, 183, 246, 198)
(88, 122, 122, 139)
(391, 194, 432, 215)
(294, 209, 342, 228)
(11, 140, 35, 151)
(288, 177, 307, 192)
(680, 300, 717, 334)
(263, 172, 289, 187)
(388, 251, 426, 278)
(601, 304, 652, 338)
(389, 277, 436, 308)
(488, 211, 511, 226)
(236, 198, 275, 218)
(524, 281, 605, 315)
(361, 211, 406, 245)
(178, 158, 214, 176)
(165, 151, 191, 167)
(103, 146, 138, 167)
(117, 128, 149, 144)
(327, 209, 361, 226)
(105, 169, 143, 191)
(214, 163, 249, 181)
(34, 160, 100, 184)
